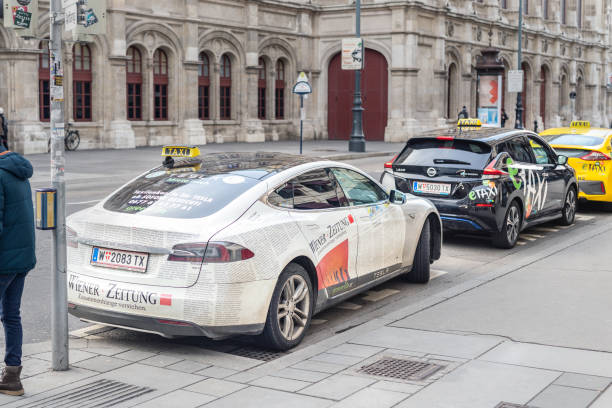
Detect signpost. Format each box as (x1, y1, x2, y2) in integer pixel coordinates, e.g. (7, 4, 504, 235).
(292, 72, 312, 155)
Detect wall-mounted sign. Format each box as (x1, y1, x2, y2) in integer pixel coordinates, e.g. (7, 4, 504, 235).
(342, 38, 364, 70)
(508, 70, 524, 93)
(3, 0, 38, 37)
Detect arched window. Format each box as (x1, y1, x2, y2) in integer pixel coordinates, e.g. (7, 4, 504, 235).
(198, 52, 210, 120)
(258, 58, 266, 120)
(126, 47, 142, 121)
(39, 40, 50, 122)
(153, 49, 168, 121)
(220, 54, 231, 120)
(275, 60, 285, 120)
(542, 0, 548, 19)
(73, 43, 92, 121)
(561, 0, 566, 24)
(576, 0, 582, 28)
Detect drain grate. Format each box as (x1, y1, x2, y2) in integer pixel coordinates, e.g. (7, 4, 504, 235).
(21, 379, 155, 408)
(358, 357, 443, 381)
(227, 346, 285, 362)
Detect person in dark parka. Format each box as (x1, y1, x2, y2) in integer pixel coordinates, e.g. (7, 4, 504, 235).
(0, 145, 35, 396)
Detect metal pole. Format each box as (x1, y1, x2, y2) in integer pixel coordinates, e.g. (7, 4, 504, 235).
(50, 0, 69, 371)
(348, 0, 365, 152)
(514, 0, 524, 129)
(299, 95, 304, 155)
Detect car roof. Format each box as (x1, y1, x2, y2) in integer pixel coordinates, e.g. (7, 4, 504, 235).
(155, 152, 320, 180)
(540, 127, 612, 138)
(415, 127, 533, 145)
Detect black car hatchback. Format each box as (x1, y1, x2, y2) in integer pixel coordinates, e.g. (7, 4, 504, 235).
(380, 123, 578, 248)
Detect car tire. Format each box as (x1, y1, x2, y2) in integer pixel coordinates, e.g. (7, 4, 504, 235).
(261, 263, 313, 351)
(493, 201, 522, 249)
(559, 187, 577, 226)
(405, 221, 430, 283)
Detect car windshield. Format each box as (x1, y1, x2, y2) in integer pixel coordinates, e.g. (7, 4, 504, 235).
(545, 134, 606, 147)
(395, 138, 492, 170)
(104, 166, 259, 219)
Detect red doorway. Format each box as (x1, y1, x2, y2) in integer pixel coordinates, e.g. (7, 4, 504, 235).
(328, 49, 388, 141)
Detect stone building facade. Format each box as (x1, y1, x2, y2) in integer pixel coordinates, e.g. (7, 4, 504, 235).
(1, 0, 611, 153)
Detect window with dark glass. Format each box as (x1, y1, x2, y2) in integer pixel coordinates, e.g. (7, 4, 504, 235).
(275, 60, 285, 119)
(258, 58, 266, 120)
(576, 0, 582, 28)
(527, 136, 555, 165)
(499, 138, 534, 163)
(39, 40, 50, 122)
(269, 169, 348, 210)
(220, 54, 231, 120)
(153, 49, 168, 120)
(198, 52, 210, 120)
(126, 46, 142, 121)
(561, 0, 566, 24)
(331, 168, 388, 206)
(73, 43, 92, 121)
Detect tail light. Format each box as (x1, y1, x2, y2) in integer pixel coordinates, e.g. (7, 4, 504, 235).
(580, 151, 611, 161)
(168, 242, 254, 263)
(436, 136, 454, 141)
(67, 226, 78, 248)
(384, 155, 398, 169)
(482, 160, 508, 179)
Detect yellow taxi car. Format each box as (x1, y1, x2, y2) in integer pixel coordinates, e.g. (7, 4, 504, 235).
(540, 121, 612, 202)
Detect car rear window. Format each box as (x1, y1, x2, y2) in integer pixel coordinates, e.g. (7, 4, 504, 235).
(104, 168, 259, 219)
(545, 134, 606, 147)
(395, 138, 492, 170)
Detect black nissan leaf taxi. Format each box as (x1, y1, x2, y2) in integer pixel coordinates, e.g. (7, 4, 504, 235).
(380, 119, 578, 248)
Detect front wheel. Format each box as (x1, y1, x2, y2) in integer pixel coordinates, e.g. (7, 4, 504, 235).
(405, 221, 430, 283)
(261, 263, 313, 350)
(65, 131, 80, 151)
(493, 202, 522, 249)
(559, 187, 577, 226)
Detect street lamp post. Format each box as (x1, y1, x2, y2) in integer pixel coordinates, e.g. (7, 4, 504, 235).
(514, 0, 524, 129)
(348, 0, 365, 152)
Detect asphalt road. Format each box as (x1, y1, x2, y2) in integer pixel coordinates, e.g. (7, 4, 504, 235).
(13, 147, 612, 351)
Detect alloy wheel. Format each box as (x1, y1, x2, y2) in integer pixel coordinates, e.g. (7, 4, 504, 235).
(506, 206, 520, 243)
(565, 189, 576, 221)
(277, 275, 310, 341)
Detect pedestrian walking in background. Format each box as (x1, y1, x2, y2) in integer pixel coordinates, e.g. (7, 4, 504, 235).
(0, 144, 35, 396)
(458, 106, 469, 119)
(0, 109, 8, 150)
(501, 109, 509, 128)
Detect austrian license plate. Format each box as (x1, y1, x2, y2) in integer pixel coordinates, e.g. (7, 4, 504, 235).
(412, 181, 451, 196)
(90, 247, 148, 273)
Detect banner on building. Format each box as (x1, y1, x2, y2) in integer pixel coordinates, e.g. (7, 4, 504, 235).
(477, 75, 502, 127)
(3, 0, 39, 38)
(341, 38, 364, 70)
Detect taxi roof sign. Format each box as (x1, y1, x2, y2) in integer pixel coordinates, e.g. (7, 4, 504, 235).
(162, 146, 200, 158)
(570, 120, 590, 129)
(457, 118, 482, 129)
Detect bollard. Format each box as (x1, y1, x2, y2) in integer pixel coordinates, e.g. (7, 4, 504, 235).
(35, 188, 57, 230)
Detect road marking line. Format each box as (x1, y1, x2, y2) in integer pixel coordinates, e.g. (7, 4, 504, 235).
(576, 215, 595, 221)
(430, 269, 448, 280)
(363, 289, 400, 302)
(516, 241, 527, 246)
(533, 227, 559, 233)
(335, 302, 362, 311)
(311, 319, 328, 325)
(521, 233, 544, 239)
(519, 235, 536, 241)
(69, 324, 107, 337)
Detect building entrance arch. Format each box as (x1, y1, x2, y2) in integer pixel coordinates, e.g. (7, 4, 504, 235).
(327, 49, 388, 141)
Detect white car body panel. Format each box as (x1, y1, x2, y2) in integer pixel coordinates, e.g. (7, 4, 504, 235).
(66, 156, 441, 339)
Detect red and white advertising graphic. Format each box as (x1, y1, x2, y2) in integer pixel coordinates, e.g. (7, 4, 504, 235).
(160, 294, 172, 306)
(316, 239, 349, 290)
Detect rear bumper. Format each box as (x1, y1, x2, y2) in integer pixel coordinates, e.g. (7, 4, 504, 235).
(69, 304, 264, 339)
(578, 180, 612, 202)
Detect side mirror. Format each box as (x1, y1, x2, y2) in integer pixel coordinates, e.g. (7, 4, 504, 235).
(389, 189, 406, 205)
(557, 155, 568, 165)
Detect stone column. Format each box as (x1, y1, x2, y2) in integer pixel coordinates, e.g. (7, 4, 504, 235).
(181, 61, 206, 145)
(106, 56, 135, 149)
(241, 66, 265, 142)
(0, 50, 47, 154)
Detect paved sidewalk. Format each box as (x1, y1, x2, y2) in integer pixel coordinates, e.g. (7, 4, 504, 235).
(7, 153, 612, 407)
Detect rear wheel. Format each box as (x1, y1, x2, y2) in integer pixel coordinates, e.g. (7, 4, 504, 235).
(493, 202, 522, 249)
(405, 221, 430, 283)
(261, 263, 313, 350)
(65, 130, 80, 151)
(559, 187, 577, 226)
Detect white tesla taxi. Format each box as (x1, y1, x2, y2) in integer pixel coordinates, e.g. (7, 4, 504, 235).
(67, 147, 442, 350)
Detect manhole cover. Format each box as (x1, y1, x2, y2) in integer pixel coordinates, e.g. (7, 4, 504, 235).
(227, 346, 285, 362)
(358, 357, 444, 381)
(21, 379, 154, 408)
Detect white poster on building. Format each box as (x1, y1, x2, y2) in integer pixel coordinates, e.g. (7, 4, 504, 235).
(508, 70, 524, 93)
(478, 75, 502, 127)
(341, 38, 364, 70)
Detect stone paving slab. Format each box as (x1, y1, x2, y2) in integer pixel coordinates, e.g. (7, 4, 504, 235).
(270, 367, 332, 383)
(394, 360, 560, 408)
(72, 355, 133, 372)
(195, 366, 239, 379)
(553, 373, 611, 391)
(185, 378, 248, 398)
(590, 387, 612, 407)
(329, 387, 409, 408)
(249, 375, 312, 392)
(203, 386, 333, 408)
(133, 389, 217, 408)
(350, 326, 501, 359)
(528, 384, 599, 408)
(299, 374, 376, 400)
(480, 341, 612, 378)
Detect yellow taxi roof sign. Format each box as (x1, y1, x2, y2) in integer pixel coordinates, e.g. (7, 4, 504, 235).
(457, 118, 482, 129)
(162, 146, 200, 158)
(570, 120, 590, 129)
